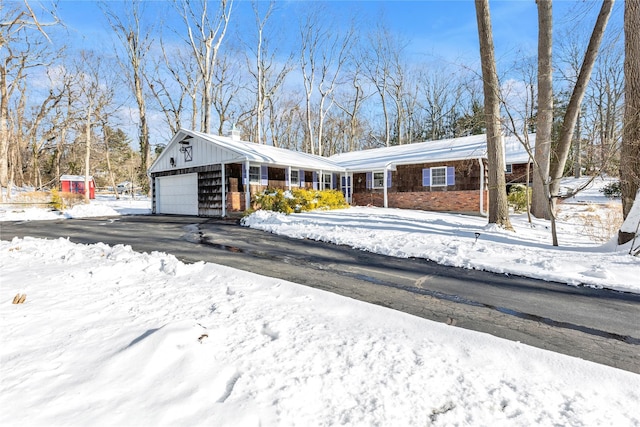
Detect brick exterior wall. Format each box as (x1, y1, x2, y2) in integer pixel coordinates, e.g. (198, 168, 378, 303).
(353, 189, 488, 214)
(506, 163, 533, 185)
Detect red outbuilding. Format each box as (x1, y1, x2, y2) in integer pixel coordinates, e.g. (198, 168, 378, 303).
(60, 175, 95, 199)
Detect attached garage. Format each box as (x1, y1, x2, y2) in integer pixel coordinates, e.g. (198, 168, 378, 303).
(148, 129, 344, 217)
(156, 173, 198, 215)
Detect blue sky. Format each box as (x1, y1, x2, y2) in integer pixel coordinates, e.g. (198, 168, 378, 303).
(54, 0, 622, 72)
(47, 0, 623, 145)
(54, 1, 624, 64)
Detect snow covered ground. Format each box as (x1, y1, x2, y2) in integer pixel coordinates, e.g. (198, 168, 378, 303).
(243, 177, 640, 294)
(1, 180, 639, 426)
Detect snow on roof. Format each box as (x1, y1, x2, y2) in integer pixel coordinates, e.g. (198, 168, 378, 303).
(330, 134, 534, 171)
(60, 175, 94, 181)
(184, 129, 344, 172)
(505, 133, 535, 165)
(330, 135, 486, 171)
(152, 129, 534, 174)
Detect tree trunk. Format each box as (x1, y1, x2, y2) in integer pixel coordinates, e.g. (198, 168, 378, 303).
(85, 105, 92, 204)
(474, 0, 512, 229)
(532, 0, 553, 220)
(549, 0, 614, 206)
(574, 109, 582, 178)
(620, 0, 640, 242)
(0, 65, 9, 191)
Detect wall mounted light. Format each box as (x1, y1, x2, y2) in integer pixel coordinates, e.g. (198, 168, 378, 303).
(170, 157, 176, 167)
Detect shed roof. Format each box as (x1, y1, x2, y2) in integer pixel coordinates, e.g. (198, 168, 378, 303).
(60, 175, 94, 181)
(330, 134, 534, 171)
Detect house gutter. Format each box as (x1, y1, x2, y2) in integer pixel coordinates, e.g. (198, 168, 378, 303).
(478, 157, 487, 216)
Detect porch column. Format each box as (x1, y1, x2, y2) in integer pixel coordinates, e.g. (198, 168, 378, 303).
(221, 163, 226, 217)
(383, 167, 389, 208)
(287, 166, 291, 190)
(245, 160, 251, 211)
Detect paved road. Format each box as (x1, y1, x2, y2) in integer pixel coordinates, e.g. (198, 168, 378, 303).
(2, 214, 639, 373)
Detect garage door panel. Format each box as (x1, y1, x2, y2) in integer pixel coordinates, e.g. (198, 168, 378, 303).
(156, 174, 198, 215)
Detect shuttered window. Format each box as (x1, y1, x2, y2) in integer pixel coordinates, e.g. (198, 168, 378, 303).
(249, 166, 260, 184)
(367, 171, 392, 189)
(423, 166, 455, 187)
(290, 170, 299, 186)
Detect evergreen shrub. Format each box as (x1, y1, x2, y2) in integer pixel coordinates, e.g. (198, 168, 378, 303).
(252, 188, 348, 214)
(507, 184, 531, 213)
(600, 180, 621, 198)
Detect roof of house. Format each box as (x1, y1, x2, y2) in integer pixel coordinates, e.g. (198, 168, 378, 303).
(150, 129, 535, 175)
(182, 129, 344, 172)
(330, 134, 535, 171)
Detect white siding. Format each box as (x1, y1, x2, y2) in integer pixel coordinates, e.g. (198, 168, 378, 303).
(150, 137, 243, 173)
(156, 174, 198, 215)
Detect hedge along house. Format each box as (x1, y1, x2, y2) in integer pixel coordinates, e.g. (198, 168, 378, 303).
(330, 134, 534, 216)
(148, 129, 344, 216)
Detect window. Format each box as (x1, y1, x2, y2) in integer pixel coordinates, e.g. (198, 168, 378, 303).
(366, 171, 391, 189)
(423, 166, 455, 187)
(290, 170, 299, 186)
(505, 164, 513, 174)
(431, 167, 447, 187)
(180, 145, 192, 162)
(323, 174, 332, 189)
(249, 166, 260, 183)
(373, 172, 385, 188)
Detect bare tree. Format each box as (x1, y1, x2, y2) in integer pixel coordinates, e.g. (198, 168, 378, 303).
(585, 32, 624, 176)
(72, 51, 116, 202)
(0, 0, 58, 195)
(548, 0, 615, 211)
(176, 0, 233, 134)
(212, 51, 245, 136)
(418, 67, 464, 141)
(103, 0, 153, 192)
(315, 19, 354, 156)
(474, 0, 512, 229)
(299, 8, 320, 154)
(619, 0, 640, 243)
(247, 0, 292, 144)
(333, 58, 371, 152)
(363, 23, 405, 147)
(148, 44, 200, 134)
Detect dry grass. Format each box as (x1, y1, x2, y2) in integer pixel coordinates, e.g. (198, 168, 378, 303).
(575, 203, 623, 243)
(5, 190, 87, 209)
(11, 191, 51, 204)
(60, 192, 87, 208)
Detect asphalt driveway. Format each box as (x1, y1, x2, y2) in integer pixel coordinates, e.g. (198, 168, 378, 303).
(2, 214, 639, 373)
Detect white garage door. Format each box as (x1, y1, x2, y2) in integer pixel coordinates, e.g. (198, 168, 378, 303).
(156, 173, 198, 215)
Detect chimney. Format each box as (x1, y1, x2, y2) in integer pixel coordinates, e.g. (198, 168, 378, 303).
(228, 124, 241, 141)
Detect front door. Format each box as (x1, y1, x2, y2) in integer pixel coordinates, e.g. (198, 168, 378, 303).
(341, 173, 352, 204)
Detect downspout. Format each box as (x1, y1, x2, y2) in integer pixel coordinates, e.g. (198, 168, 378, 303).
(245, 160, 251, 212)
(221, 163, 226, 217)
(478, 157, 486, 216)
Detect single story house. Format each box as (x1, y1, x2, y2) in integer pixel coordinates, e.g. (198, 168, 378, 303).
(148, 129, 343, 216)
(148, 129, 533, 217)
(60, 175, 96, 199)
(330, 134, 534, 215)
